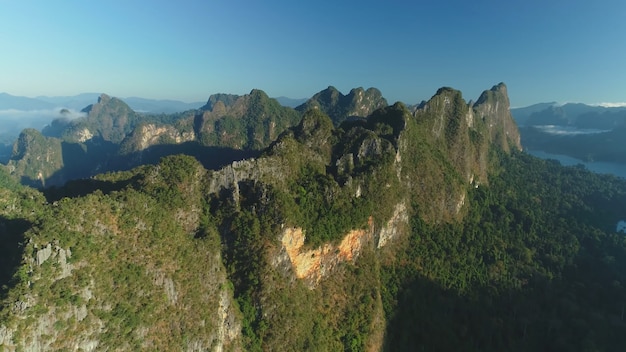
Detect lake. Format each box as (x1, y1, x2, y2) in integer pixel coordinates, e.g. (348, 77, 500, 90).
(527, 149, 626, 179)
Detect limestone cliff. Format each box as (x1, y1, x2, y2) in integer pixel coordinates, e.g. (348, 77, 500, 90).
(116, 123, 196, 167)
(403, 83, 521, 221)
(0, 83, 521, 352)
(473, 83, 522, 153)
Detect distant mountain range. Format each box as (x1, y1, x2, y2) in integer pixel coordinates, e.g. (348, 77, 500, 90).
(0, 92, 205, 113)
(511, 102, 626, 129)
(0, 92, 308, 148)
(1, 85, 388, 187)
(1, 93, 309, 113)
(4, 88, 626, 169)
(511, 103, 626, 165)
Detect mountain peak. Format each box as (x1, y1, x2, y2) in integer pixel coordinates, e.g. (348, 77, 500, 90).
(296, 86, 388, 125)
(200, 93, 240, 111)
(473, 82, 521, 152)
(97, 93, 111, 104)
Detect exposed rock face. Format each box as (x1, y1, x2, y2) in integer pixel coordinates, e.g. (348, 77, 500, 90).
(75, 128, 94, 143)
(278, 218, 374, 286)
(296, 86, 388, 125)
(119, 123, 196, 157)
(473, 82, 522, 152)
(377, 202, 409, 248)
(200, 93, 241, 111)
(403, 83, 521, 221)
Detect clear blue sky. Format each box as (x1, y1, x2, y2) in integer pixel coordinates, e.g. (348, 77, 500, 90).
(1, 0, 625, 107)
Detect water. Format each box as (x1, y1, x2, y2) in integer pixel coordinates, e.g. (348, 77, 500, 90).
(531, 125, 610, 135)
(617, 221, 626, 234)
(527, 150, 626, 179)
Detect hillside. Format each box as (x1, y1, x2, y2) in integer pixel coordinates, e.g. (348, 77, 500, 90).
(1, 83, 626, 351)
(5, 89, 301, 188)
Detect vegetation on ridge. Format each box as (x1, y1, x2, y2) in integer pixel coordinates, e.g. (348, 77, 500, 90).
(1, 84, 626, 351)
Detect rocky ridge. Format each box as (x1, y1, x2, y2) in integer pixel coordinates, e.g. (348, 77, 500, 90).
(0, 83, 521, 351)
(296, 86, 388, 125)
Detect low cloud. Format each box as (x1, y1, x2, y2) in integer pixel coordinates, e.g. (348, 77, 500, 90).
(0, 108, 87, 142)
(533, 125, 610, 135)
(0, 108, 86, 121)
(593, 102, 626, 108)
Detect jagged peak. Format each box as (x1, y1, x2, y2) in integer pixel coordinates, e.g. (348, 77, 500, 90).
(81, 93, 131, 114)
(97, 93, 111, 104)
(201, 93, 241, 111)
(249, 88, 265, 95)
(475, 82, 508, 107)
(248, 88, 271, 101)
(348, 87, 365, 95)
(297, 86, 388, 125)
(435, 86, 461, 96)
(200, 89, 273, 112)
(416, 86, 467, 115)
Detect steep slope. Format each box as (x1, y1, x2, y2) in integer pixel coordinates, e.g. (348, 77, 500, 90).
(6, 129, 64, 188)
(403, 83, 521, 221)
(0, 83, 524, 351)
(0, 156, 242, 351)
(6, 95, 145, 188)
(296, 86, 388, 125)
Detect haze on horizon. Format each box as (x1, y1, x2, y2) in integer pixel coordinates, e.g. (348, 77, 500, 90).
(1, 0, 625, 107)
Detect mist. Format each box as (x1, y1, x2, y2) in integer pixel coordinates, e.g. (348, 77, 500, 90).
(0, 108, 86, 145)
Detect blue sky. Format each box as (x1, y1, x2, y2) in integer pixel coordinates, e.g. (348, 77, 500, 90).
(1, 0, 625, 107)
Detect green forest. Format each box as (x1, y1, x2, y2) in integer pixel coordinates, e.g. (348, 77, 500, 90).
(383, 152, 626, 351)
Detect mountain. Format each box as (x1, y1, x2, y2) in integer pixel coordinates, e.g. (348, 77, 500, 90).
(521, 124, 626, 164)
(2, 92, 203, 114)
(0, 93, 55, 110)
(274, 96, 307, 108)
(2, 83, 626, 351)
(40, 93, 141, 144)
(511, 102, 626, 165)
(510, 102, 557, 126)
(5, 89, 301, 188)
(6, 95, 143, 187)
(194, 89, 301, 150)
(296, 86, 388, 125)
(0, 83, 576, 352)
(515, 102, 626, 129)
(6, 129, 64, 188)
